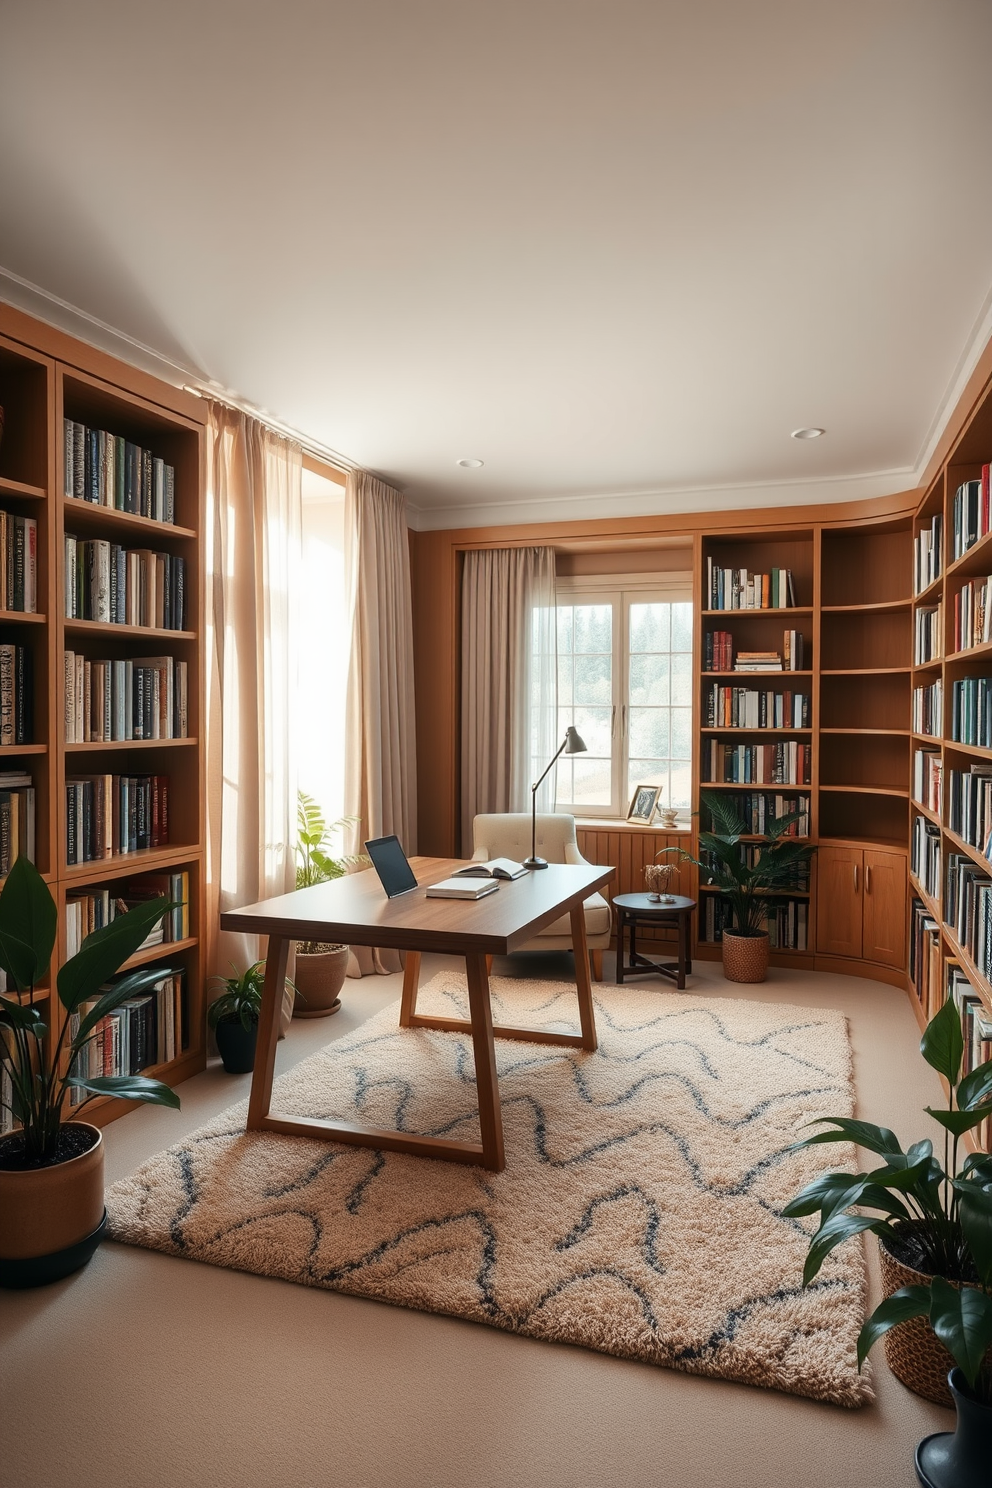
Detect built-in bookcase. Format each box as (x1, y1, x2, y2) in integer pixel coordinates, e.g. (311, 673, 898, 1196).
(0, 305, 206, 1132)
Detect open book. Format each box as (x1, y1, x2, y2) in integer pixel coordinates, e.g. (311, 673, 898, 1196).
(454, 857, 528, 880)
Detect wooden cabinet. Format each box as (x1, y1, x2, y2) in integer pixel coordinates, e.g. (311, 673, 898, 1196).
(816, 845, 906, 968)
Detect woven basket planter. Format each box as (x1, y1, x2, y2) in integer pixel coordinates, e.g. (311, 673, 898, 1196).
(721, 930, 769, 983)
(878, 1238, 965, 1406)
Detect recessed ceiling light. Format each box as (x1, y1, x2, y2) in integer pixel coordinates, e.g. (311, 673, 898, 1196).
(456, 458, 484, 469)
(791, 427, 825, 440)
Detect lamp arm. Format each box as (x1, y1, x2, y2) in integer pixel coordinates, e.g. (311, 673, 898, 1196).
(531, 736, 569, 795)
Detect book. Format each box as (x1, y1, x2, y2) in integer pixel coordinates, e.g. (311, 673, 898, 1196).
(453, 857, 527, 880)
(426, 877, 500, 899)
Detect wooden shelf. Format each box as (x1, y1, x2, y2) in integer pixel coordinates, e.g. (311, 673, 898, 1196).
(0, 476, 46, 501)
(819, 784, 909, 798)
(701, 727, 812, 734)
(63, 496, 196, 541)
(701, 670, 812, 678)
(0, 609, 45, 625)
(820, 667, 912, 676)
(701, 607, 812, 617)
(911, 799, 941, 828)
(821, 600, 911, 613)
(63, 619, 196, 641)
(946, 528, 992, 580)
(701, 780, 811, 791)
(62, 844, 201, 884)
(820, 728, 910, 736)
(941, 823, 992, 877)
(65, 737, 198, 753)
(913, 574, 944, 604)
(943, 739, 992, 759)
(121, 936, 197, 972)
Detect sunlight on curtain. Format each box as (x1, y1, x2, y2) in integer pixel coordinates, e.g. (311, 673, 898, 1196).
(298, 467, 347, 829)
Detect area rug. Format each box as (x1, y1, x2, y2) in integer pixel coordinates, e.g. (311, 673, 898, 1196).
(107, 973, 871, 1406)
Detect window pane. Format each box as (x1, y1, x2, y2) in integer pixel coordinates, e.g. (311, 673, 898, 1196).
(670, 760, 692, 808)
(557, 655, 573, 705)
(629, 707, 669, 758)
(574, 604, 612, 654)
(629, 653, 669, 705)
(556, 606, 573, 655)
(630, 602, 669, 652)
(628, 759, 667, 807)
(573, 705, 612, 756)
(570, 755, 612, 805)
(573, 652, 612, 705)
(671, 602, 693, 653)
(671, 708, 692, 759)
(671, 653, 692, 706)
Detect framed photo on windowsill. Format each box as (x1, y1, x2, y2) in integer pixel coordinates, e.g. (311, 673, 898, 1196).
(627, 784, 663, 824)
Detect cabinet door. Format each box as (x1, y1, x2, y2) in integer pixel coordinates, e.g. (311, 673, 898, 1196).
(863, 849, 907, 969)
(816, 846, 863, 958)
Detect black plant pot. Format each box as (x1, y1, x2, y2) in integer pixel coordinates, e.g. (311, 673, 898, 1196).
(215, 1020, 258, 1074)
(916, 1369, 992, 1488)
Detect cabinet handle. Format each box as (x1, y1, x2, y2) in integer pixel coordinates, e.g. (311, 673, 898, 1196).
(865, 863, 872, 895)
(853, 863, 859, 893)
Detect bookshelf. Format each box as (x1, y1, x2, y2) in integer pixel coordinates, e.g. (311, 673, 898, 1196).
(0, 305, 206, 1132)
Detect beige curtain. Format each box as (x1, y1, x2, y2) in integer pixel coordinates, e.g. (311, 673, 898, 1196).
(460, 546, 558, 854)
(205, 404, 302, 1028)
(344, 471, 418, 975)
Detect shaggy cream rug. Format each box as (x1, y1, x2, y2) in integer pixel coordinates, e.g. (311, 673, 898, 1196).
(107, 973, 871, 1406)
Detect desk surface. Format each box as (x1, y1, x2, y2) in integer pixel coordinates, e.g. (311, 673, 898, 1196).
(221, 856, 614, 955)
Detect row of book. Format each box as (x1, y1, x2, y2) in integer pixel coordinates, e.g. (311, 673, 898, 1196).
(65, 871, 191, 958)
(702, 631, 807, 672)
(952, 575, 992, 655)
(705, 561, 797, 611)
(950, 676, 992, 749)
(0, 644, 33, 745)
(945, 851, 992, 979)
(914, 605, 941, 665)
(0, 773, 36, 875)
(698, 894, 808, 949)
(64, 537, 187, 630)
(65, 774, 170, 864)
(914, 512, 943, 595)
(951, 470, 992, 563)
(946, 763, 992, 857)
(63, 419, 177, 523)
(946, 963, 992, 1151)
(702, 844, 810, 890)
(66, 967, 188, 1102)
(912, 679, 942, 737)
(704, 686, 810, 730)
(0, 511, 37, 613)
(910, 899, 943, 1021)
(912, 814, 941, 901)
(704, 740, 811, 785)
(704, 791, 810, 837)
(64, 652, 189, 744)
(913, 748, 941, 814)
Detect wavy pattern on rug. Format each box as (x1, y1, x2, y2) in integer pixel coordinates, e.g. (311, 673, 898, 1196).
(107, 974, 871, 1406)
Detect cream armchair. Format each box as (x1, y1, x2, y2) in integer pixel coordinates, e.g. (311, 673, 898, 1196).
(471, 813, 611, 981)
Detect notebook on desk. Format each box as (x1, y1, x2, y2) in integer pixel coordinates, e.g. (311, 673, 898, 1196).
(426, 877, 500, 900)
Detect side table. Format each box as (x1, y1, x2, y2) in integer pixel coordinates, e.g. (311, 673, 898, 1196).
(614, 893, 696, 989)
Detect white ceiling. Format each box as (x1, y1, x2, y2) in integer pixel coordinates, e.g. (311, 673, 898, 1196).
(2, 1, 992, 530)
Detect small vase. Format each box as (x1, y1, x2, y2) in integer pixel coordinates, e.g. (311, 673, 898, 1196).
(215, 1020, 258, 1074)
(915, 1369, 992, 1488)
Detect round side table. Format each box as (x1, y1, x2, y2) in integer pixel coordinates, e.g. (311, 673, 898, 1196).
(613, 893, 696, 990)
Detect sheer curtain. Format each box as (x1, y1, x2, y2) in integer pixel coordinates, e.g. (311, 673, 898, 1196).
(344, 471, 418, 975)
(205, 404, 302, 1026)
(460, 546, 557, 854)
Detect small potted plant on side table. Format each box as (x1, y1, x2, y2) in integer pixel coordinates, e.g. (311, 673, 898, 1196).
(293, 792, 368, 1017)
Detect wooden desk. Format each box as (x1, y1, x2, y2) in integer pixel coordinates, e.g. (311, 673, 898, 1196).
(221, 857, 614, 1172)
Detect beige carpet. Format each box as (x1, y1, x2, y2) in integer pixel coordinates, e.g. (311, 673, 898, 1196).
(107, 972, 871, 1407)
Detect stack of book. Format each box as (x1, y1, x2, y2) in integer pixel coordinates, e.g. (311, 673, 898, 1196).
(706, 560, 796, 610)
(952, 576, 992, 653)
(65, 773, 170, 863)
(946, 763, 992, 855)
(64, 652, 188, 743)
(912, 679, 942, 737)
(946, 962, 992, 1149)
(914, 513, 943, 594)
(705, 686, 810, 729)
(67, 966, 186, 1101)
(706, 740, 810, 785)
(734, 650, 781, 672)
(912, 748, 942, 813)
(703, 631, 734, 671)
(952, 470, 992, 561)
(63, 419, 176, 523)
(945, 851, 992, 975)
(914, 605, 941, 665)
(0, 770, 35, 874)
(950, 676, 992, 748)
(65, 871, 190, 957)
(0, 511, 37, 612)
(706, 791, 809, 837)
(910, 899, 942, 1019)
(63, 536, 186, 630)
(912, 814, 942, 900)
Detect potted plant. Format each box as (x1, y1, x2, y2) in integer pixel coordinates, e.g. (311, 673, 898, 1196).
(293, 791, 367, 1017)
(207, 960, 294, 1073)
(785, 998, 992, 1484)
(0, 855, 180, 1288)
(662, 790, 815, 982)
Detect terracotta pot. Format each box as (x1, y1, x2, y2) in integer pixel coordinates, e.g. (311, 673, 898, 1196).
(721, 930, 769, 982)
(293, 944, 349, 1018)
(878, 1235, 973, 1406)
(0, 1122, 106, 1287)
(916, 1368, 992, 1488)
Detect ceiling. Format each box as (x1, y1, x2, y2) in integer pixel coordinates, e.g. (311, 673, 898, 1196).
(2, 1, 992, 530)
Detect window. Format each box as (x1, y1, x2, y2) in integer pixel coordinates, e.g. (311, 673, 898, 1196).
(554, 575, 693, 820)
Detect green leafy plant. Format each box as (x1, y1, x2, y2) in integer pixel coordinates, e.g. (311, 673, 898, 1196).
(784, 998, 992, 1403)
(207, 961, 294, 1031)
(661, 789, 815, 937)
(0, 855, 180, 1166)
(295, 791, 368, 953)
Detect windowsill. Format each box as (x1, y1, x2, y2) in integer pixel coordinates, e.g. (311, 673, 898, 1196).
(572, 816, 691, 833)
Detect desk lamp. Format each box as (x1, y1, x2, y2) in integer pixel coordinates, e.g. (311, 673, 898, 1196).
(523, 726, 587, 869)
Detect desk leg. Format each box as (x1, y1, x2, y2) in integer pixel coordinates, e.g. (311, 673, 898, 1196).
(247, 934, 290, 1130)
(569, 905, 598, 1052)
(464, 951, 505, 1172)
(398, 951, 422, 1027)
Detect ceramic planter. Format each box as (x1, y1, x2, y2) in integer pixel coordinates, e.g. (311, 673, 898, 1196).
(292, 944, 349, 1018)
(0, 1121, 106, 1288)
(215, 1019, 258, 1073)
(721, 930, 769, 983)
(915, 1369, 992, 1488)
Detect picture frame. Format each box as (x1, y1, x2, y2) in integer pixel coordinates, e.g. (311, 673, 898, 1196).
(626, 784, 663, 824)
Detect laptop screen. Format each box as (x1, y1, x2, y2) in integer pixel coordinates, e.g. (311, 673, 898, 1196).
(364, 835, 419, 898)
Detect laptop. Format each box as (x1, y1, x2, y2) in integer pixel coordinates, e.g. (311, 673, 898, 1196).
(364, 834, 419, 898)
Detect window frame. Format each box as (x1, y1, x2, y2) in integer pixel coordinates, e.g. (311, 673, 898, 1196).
(554, 571, 694, 822)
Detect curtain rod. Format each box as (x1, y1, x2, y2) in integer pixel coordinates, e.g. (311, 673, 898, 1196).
(182, 383, 360, 476)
